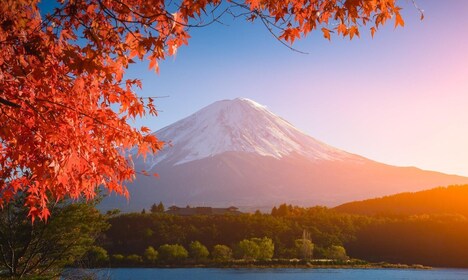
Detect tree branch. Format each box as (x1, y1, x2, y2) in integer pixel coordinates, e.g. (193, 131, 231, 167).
(0, 97, 20, 108)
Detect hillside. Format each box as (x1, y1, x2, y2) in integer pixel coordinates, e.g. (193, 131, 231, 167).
(334, 185, 468, 217)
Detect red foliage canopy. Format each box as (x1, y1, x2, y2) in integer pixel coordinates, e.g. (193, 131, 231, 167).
(0, 0, 408, 220)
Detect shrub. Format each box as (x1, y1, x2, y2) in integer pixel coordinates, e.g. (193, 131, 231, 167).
(144, 246, 159, 263)
(158, 244, 188, 263)
(126, 254, 143, 265)
(211, 245, 233, 262)
(189, 241, 209, 261)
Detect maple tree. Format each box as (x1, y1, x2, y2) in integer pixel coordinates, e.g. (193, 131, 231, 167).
(0, 0, 411, 220)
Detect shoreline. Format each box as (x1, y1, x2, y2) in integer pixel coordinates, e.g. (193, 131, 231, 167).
(84, 260, 431, 270)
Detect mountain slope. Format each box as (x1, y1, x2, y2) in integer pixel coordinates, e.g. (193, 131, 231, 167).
(139, 98, 360, 168)
(334, 185, 468, 217)
(100, 98, 468, 212)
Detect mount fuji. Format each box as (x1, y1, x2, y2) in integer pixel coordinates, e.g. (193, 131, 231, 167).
(101, 98, 468, 212)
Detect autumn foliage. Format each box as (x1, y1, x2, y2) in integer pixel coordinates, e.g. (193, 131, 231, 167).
(0, 0, 407, 220)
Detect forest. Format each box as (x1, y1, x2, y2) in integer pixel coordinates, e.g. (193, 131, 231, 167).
(97, 187, 468, 268)
(101, 206, 360, 261)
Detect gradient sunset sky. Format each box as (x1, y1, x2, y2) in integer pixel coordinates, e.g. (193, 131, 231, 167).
(126, 0, 468, 176)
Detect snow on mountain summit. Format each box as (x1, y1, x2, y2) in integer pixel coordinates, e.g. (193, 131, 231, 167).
(101, 97, 468, 212)
(143, 98, 359, 168)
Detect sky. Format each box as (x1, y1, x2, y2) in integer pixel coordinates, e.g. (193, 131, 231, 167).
(124, 0, 468, 177)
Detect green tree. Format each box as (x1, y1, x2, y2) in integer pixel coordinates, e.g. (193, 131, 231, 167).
(189, 241, 209, 261)
(295, 239, 314, 260)
(276, 204, 290, 216)
(151, 202, 165, 214)
(85, 246, 109, 267)
(144, 246, 159, 263)
(324, 245, 348, 261)
(158, 244, 188, 263)
(158, 202, 165, 212)
(0, 196, 108, 278)
(252, 237, 275, 260)
(211, 245, 233, 262)
(236, 239, 260, 260)
(271, 206, 278, 216)
(150, 204, 158, 213)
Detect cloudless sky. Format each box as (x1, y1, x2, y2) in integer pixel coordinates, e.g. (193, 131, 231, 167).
(125, 0, 468, 176)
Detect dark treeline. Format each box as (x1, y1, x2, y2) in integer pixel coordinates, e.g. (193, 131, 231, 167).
(348, 214, 468, 267)
(102, 206, 362, 259)
(99, 199, 468, 268)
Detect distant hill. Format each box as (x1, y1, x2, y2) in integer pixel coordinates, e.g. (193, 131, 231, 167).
(334, 185, 468, 217)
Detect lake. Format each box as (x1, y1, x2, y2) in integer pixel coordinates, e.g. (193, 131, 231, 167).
(68, 268, 468, 280)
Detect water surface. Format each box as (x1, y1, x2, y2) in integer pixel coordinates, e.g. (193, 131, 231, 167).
(79, 268, 468, 280)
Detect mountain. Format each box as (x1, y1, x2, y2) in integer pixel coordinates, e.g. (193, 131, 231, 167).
(140, 98, 359, 167)
(334, 185, 468, 217)
(100, 98, 468, 212)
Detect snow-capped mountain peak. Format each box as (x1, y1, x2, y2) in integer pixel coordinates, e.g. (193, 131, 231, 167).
(102, 98, 468, 212)
(143, 98, 358, 167)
